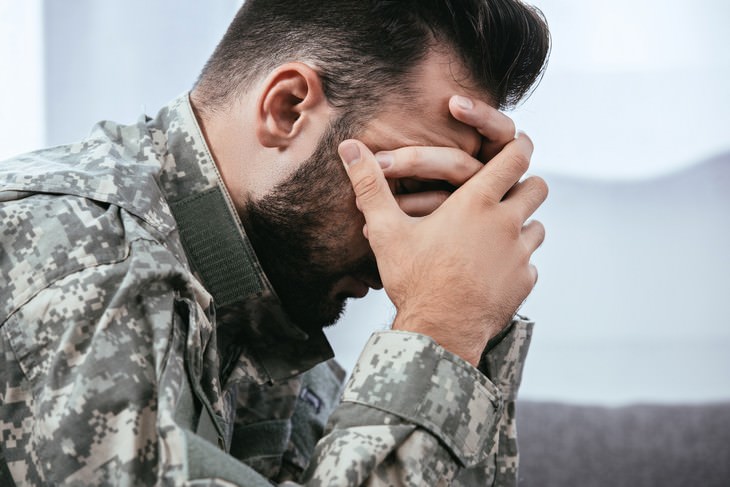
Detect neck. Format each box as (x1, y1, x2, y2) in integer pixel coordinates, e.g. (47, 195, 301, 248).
(189, 92, 262, 213)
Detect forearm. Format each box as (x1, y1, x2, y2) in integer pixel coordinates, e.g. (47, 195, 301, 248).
(301, 330, 509, 485)
(453, 317, 534, 486)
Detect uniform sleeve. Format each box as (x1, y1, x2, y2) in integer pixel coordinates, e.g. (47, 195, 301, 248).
(299, 321, 534, 487)
(1, 262, 533, 487)
(454, 318, 535, 486)
(0, 184, 534, 487)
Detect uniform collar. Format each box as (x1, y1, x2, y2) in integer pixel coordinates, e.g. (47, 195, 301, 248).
(148, 94, 334, 381)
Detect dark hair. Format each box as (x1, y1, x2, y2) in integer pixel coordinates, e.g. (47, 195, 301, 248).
(195, 0, 550, 124)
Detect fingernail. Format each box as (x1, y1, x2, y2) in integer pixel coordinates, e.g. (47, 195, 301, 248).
(454, 95, 473, 110)
(339, 141, 361, 167)
(375, 152, 393, 169)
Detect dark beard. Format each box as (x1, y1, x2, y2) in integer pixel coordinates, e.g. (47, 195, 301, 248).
(241, 120, 378, 332)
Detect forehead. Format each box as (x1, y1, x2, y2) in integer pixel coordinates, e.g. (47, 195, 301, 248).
(360, 49, 487, 157)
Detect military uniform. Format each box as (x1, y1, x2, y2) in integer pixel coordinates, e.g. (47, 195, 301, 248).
(0, 94, 533, 486)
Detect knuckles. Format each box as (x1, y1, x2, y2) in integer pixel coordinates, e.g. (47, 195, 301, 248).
(517, 131, 535, 151)
(406, 146, 424, 165)
(507, 215, 525, 240)
(508, 152, 531, 175)
(531, 220, 547, 244)
(519, 220, 546, 255)
(455, 151, 480, 180)
(524, 175, 549, 200)
(352, 174, 381, 202)
(472, 187, 500, 207)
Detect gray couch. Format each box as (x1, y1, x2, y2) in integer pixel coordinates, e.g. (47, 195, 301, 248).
(516, 401, 730, 487)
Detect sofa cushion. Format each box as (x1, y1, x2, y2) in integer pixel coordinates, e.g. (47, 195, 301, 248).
(516, 401, 730, 487)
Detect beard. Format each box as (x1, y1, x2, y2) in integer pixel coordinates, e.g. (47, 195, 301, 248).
(241, 119, 380, 332)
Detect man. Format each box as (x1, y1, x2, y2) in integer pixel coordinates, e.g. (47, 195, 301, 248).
(0, 0, 550, 485)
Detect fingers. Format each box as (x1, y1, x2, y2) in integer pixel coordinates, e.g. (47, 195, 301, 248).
(395, 190, 450, 217)
(449, 95, 517, 161)
(464, 132, 534, 205)
(376, 146, 482, 187)
(529, 264, 539, 286)
(521, 219, 546, 254)
(503, 175, 549, 222)
(339, 139, 404, 234)
(522, 220, 544, 288)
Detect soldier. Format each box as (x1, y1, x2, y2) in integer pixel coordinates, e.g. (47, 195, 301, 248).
(0, 0, 550, 485)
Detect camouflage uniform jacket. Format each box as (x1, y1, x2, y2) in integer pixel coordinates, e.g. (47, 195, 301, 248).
(0, 94, 534, 486)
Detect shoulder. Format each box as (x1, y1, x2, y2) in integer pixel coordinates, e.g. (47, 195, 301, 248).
(0, 191, 189, 324)
(0, 119, 175, 234)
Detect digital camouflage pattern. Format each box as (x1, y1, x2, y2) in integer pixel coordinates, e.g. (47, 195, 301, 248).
(0, 94, 534, 486)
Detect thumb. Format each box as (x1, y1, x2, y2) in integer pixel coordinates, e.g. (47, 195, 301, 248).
(339, 139, 402, 231)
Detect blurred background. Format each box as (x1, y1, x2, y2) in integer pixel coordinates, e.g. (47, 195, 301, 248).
(1, 0, 728, 406)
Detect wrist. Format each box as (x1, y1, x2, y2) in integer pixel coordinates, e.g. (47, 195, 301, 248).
(392, 311, 487, 367)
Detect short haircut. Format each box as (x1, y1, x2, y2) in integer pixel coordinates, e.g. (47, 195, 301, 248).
(194, 0, 550, 125)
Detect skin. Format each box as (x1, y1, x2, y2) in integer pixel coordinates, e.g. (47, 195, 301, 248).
(341, 135, 545, 366)
(190, 48, 547, 365)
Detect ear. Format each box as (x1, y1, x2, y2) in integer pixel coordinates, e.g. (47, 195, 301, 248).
(255, 62, 329, 148)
